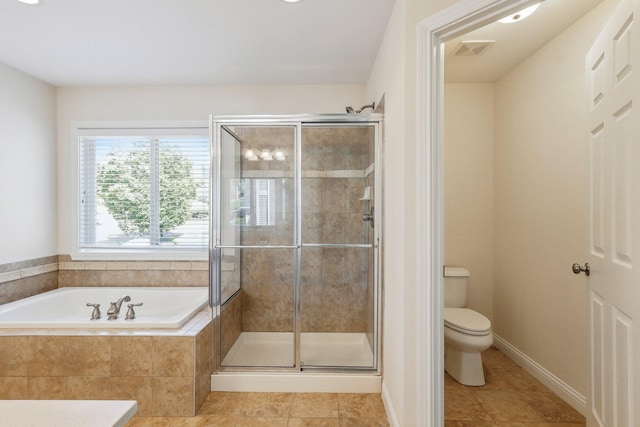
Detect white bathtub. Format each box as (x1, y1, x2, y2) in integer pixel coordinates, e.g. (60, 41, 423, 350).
(0, 287, 208, 329)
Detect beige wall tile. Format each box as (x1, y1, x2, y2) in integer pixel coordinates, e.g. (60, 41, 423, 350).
(64, 336, 112, 376)
(151, 376, 194, 417)
(27, 377, 70, 399)
(67, 376, 109, 400)
(111, 336, 153, 376)
(0, 377, 28, 399)
(0, 272, 57, 305)
(0, 336, 30, 376)
(195, 322, 214, 411)
(104, 376, 153, 417)
(151, 336, 194, 377)
(28, 336, 68, 376)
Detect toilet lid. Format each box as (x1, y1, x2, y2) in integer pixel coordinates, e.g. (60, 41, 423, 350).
(444, 308, 491, 336)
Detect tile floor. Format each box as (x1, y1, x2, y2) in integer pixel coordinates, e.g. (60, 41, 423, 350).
(445, 346, 586, 426)
(126, 392, 390, 426)
(126, 346, 585, 426)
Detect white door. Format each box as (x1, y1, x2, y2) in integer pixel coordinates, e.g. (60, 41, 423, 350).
(585, 0, 640, 425)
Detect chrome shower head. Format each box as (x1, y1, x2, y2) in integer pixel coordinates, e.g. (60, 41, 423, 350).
(345, 103, 375, 114)
(356, 103, 375, 113)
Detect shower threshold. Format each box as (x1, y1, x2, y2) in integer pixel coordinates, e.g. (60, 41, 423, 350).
(221, 332, 374, 368)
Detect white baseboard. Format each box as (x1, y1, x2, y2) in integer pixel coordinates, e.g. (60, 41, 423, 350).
(381, 380, 400, 427)
(492, 333, 587, 416)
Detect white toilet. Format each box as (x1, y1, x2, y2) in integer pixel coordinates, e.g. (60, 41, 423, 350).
(443, 266, 493, 386)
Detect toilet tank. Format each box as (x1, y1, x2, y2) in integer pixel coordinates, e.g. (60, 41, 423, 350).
(443, 266, 469, 308)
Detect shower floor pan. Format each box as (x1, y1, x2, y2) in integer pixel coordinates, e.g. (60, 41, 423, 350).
(222, 332, 374, 368)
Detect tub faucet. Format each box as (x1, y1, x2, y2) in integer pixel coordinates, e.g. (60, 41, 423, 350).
(107, 295, 131, 320)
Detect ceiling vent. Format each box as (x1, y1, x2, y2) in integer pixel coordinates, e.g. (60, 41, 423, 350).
(452, 40, 496, 57)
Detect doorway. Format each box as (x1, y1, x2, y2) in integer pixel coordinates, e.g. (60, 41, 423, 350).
(417, 0, 612, 425)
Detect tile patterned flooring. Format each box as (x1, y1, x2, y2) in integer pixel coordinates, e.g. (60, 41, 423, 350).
(126, 392, 390, 426)
(445, 346, 586, 426)
(126, 346, 585, 426)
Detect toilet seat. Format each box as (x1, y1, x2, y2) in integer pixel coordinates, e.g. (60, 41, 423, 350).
(444, 308, 491, 336)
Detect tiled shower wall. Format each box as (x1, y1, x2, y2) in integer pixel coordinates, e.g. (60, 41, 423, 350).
(220, 126, 376, 336)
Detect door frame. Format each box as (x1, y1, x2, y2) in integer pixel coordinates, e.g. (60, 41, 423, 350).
(210, 114, 384, 374)
(416, 1, 542, 425)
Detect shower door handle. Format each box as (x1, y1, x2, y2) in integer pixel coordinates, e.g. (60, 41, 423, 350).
(362, 207, 374, 228)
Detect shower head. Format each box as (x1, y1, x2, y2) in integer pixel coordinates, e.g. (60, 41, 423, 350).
(356, 103, 375, 113)
(345, 102, 376, 114)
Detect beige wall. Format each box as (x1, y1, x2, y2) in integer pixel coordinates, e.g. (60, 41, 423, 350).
(365, 0, 407, 424)
(444, 83, 494, 321)
(56, 84, 366, 257)
(370, 0, 621, 424)
(493, 0, 617, 396)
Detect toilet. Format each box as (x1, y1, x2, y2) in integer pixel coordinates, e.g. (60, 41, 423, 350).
(443, 266, 493, 386)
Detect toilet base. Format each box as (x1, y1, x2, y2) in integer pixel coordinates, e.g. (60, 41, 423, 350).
(445, 348, 486, 386)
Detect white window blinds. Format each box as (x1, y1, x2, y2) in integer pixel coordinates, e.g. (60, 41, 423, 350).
(78, 128, 209, 251)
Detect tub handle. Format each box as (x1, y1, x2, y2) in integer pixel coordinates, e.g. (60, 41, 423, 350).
(125, 302, 143, 320)
(86, 303, 101, 320)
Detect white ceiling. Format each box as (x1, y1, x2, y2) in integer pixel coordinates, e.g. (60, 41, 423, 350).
(0, 0, 395, 87)
(445, 0, 604, 82)
(0, 0, 606, 88)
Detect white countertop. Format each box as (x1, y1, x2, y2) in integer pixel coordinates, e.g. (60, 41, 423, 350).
(0, 400, 137, 427)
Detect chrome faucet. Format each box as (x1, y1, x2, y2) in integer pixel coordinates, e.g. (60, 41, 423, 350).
(107, 295, 131, 320)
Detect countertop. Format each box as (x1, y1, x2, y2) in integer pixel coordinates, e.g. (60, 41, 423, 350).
(0, 400, 137, 427)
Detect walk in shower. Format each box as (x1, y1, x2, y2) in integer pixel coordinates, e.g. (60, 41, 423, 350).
(210, 114, 381, 375)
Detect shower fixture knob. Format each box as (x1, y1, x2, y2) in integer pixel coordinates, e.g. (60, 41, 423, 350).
(362, 207, 374, 228)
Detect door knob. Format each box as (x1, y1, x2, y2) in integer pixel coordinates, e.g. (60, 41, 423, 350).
(571, 262, 590, 276)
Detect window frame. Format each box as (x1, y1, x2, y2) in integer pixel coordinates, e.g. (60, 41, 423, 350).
(71, 121, 210, 261)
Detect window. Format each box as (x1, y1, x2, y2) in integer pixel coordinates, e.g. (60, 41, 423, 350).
(73, 122, 209, 259)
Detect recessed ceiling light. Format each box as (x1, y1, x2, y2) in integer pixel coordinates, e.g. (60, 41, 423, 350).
(499, 3, 540, 24)
(281, 0, 302, 3)
(17, 0, 40, 4)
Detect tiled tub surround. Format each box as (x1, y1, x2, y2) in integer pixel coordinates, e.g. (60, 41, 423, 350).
(0, 308, 214, 417)
(0, 256, 58, 305)
(0, 255, 208, 304)
(58, 256, 209, 287)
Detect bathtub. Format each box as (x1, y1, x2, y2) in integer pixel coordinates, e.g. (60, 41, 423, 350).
(0, 287, 208, 329)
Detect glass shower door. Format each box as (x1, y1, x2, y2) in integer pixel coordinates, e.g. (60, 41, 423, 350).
(213, 115, 381, 373)
(300, 124, 378, 368)
(216, 124, 298, 368)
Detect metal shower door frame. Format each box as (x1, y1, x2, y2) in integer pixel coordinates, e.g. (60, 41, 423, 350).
(209, 114, 383, 374)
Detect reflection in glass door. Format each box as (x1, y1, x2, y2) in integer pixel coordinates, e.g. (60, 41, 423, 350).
(212, 115, 381, 372)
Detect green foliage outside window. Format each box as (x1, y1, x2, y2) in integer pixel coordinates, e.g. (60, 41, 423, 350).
(96, 147, 197, 238)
